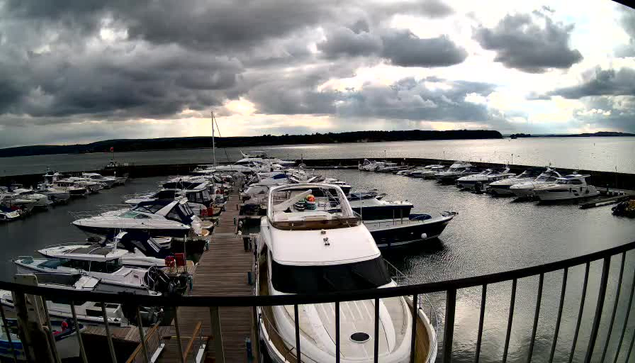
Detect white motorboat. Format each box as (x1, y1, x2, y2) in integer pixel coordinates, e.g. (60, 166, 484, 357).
(509, 168, 563, 198)
(0, 191, 38, 214)
(39, 232, 175, 268)
(487, 168, 544, 196)
(534, 174, 600, 201)
(358, 159, 397, 172)
(435, 162, 477, 184)
(0, 274, 161, 326)
(256, 183, 437, 363)
(82, 172, 118, 189)
(11, 188, 51, 209)
(236, 150, 295, 168)
(456, 168, 515, 192)
(72, 199, 207, 237)
(126, 183, 218, 218)
(66, 177, 104, 194)
(36, 183, 71, 204)
(14, 250, 160, 294)
(0, 205, 21, 222)
(52, 179, 89, 197)
(409, 165, 445, 179)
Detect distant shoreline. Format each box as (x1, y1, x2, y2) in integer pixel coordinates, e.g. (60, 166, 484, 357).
(0, 129, 502, 158)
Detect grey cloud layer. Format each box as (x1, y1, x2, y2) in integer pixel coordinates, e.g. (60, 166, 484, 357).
(474, 12, 582, 73)
(550, 68, 635, 99)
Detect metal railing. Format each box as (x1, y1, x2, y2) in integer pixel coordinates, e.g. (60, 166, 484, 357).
(1, 240, 635, 362)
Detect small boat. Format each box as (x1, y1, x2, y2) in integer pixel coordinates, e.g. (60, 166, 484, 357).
(534, 174, 600, 202)
(10, 188, 51, 209)
(364, 212, 456, 249)
(72, 199, 207, 237)
(66, 177, 104, 194)
(487, 168, 544, 196)
(410, 165, 446, 179)
(348, 197, 414, 220)
(456, 168, 515, 192)
(435, 162, 477, 184)
(0, 318, 84, 360)
(52, 180, 89, 197)
(509, 168, 563, 198)
(35, 184, 71, 204)
(0, 274, 161, 326)
(256, 183, 437, 363)
(0, 205, 21, 222)
(81, 173, 118, 189)
(126, 182, 219, 218)
(14, 250, 162, 295)
(358, 159, 398, 172)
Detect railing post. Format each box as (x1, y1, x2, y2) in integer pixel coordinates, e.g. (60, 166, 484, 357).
(374, 298, 380, 363)
(101, 303, 118, 363)
(0, 302, 19, 363)
(210, 306, 225, 363)
(475, 285, 487, 363)
(613, 265, 635, 363)
(135, 307, 150, 363)
(502, 279, 517, 363)
(600, 252, 626, 363)
(549, 268, 568, 363)
(410, 294, 418, 363)
(294, 304, 301, 361)
(70, 301, 88, 363)
(528, 273, 545, 362)
(335, 301, 340, 363)
(569, 262, 591, 363)
(39, 297, 61, 363)
(584, 257, 611, 363)
(173, 307, 185, 363)
(443, 288, 457, 363)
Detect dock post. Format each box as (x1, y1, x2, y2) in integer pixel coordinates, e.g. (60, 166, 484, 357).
(210, 306, 225, 363)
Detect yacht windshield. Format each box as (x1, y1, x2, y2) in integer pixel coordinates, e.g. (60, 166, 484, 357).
(271, 257, 391, 293)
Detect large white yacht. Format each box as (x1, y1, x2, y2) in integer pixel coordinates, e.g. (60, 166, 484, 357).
(10, 188, 51, 209)
(534, 174, 599, 201)
(256, 184, 437, 363)
(81, 173, 118, 189)
(509, 168, 563, 198)
(435, 162, 477, 184)
(456, 168, 515, 192)
(487, 168, 543, 196)
(72, 199, 206, 237)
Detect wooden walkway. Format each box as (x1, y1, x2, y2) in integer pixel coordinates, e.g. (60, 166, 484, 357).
(155, 193, 257, 362)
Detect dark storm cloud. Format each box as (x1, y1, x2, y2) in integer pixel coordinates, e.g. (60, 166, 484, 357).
(337, 77, 496, 121)
(616, 9, 635, 57)
(381, 31, 467, 67)
(318, 27, 383, 59)
(573, 96, 635, 133)
(474, 13, 582, 73)
(318, 28, 467, 67)
(549, 68, 635, 99)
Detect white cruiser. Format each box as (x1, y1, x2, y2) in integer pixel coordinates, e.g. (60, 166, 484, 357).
(534, 174, 599, 201)
(256, 183, 437, 363)
(509, 168, 563, 198)
(456, 168, 515, 192)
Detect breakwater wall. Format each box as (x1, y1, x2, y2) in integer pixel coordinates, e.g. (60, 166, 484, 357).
(2, 158, 634, 191)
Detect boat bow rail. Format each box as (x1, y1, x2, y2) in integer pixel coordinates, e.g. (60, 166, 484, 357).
(1, 239, 635, 363)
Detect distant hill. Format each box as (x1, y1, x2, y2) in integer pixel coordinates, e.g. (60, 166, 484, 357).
(0, 129, 502, 158)
(509, 131, 635, 139)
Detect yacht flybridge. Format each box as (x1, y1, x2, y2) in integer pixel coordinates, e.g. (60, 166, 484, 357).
(72, 199, 205, 237)
(256, 183, 437, 363)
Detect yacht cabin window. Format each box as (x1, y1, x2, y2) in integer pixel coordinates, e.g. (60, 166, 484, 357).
(60, 259, 122, 273)
(271, 257, 391, 293)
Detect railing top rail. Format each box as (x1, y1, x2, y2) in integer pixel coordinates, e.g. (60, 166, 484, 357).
(2, 240, 634, 307)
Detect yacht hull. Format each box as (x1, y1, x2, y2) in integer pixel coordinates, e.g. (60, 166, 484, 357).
(536, 187, 599, 201)
(352, 205, 413, 221)
(72, 223, 191, 238)
(365, 215, 453, 249)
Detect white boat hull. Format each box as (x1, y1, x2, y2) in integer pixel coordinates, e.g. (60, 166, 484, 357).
(536, 186, 599, 201)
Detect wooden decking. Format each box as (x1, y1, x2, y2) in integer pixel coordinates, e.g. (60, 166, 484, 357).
(154, 193, 257, 362)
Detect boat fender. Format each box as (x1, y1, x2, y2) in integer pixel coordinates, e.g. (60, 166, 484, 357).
(421, 233, 428, 240)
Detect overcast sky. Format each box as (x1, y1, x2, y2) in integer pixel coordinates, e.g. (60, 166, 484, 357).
(0, 0, 634, 147)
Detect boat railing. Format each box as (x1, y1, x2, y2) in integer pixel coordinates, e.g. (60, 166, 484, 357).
(0, 239, 634, 363)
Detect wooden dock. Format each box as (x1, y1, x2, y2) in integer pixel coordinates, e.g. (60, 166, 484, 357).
(151, 193, 258, 363)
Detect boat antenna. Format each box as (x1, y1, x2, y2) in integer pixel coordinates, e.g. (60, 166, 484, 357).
(211, 111, 217, 167)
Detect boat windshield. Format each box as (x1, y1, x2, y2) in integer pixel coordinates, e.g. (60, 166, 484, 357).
(271, 257, 391, 293)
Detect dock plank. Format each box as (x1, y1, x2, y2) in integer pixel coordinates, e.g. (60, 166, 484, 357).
(156, 192, 257, 363)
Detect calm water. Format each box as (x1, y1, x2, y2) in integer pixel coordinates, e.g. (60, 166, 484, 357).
(1, 137, 635, 177)
(1, 170, 634, 362)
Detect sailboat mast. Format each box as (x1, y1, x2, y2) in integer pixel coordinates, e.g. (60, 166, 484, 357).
(211, 111, 217, 166)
